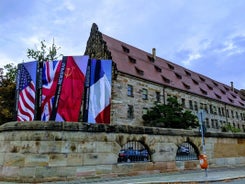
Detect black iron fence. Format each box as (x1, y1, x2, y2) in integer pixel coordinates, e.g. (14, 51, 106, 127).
(118, 141, 198, 163)
(117, 141, 150, 163)
(176, 142, 199, 161)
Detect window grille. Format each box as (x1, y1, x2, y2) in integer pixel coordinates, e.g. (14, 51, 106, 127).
(189, 100, 193, 110)
(118, 141, 150, 163)
(127, 105, 134, 119)
(142, 88, 148, 100)
(127, 85, 134, 97)
(194, 101, 198, 111)
(156, 91, 161, 102)
(176, 142, 199, 161)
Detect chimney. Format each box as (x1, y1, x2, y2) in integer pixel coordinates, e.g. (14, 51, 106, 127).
(231, 81, 234, 91)
(152, 48, 156, 62)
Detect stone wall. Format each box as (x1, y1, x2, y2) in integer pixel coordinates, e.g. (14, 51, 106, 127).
(0, 121, 245, 182)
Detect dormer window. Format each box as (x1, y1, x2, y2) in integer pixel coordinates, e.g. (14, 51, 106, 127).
(220, 89, 226, 94)
(200, 88, 207, 95)
(167, 63, 174, 70)
(135, 66, 144, 75)
(147, 55, 155, 62)
(207, 84, 213, 90)
(182, 82, 190, 89)
(192, 79, 199, 85)
(239, 102, 244, 106)
(185, 70, 191, 76)
(228, 97, 234, 103)
(175, 72, 182, 79)
(224, 85, 230, 91)
(231, 93, 237, 98)
(161, 75, 170, 83)
(215, 93, 221, 99)
(199, 76, 205, 82)
(122, 45, 130, 53)
(213, 81, 218, 86)
(128, 56, 136, 63)
(154, 65, 162, 72)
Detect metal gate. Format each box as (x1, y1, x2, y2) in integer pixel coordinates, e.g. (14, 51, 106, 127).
(117, 141, 150, 163)
(176, 142, 199, 161)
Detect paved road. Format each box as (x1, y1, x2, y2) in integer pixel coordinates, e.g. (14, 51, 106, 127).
(214, 178, 245, 184)
(45, 166, 245, 184)
(1, 166, 245, 183)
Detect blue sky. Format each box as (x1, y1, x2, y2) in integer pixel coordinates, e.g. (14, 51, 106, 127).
(1, 0, 245, 89)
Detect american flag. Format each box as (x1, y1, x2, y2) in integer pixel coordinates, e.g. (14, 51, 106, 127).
(17, 64, 36, 121)
(41, 60, 61, 121)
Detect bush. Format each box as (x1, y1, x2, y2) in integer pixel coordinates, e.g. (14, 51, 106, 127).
(221, 124, 241, 133)
(142, 97, 198, 129)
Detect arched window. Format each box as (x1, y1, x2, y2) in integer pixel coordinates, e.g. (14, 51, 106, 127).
(118, 141, 150, 163)
(176, 142, 199, 161)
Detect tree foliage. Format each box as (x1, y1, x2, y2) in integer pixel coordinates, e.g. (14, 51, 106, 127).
(142, 96, 198, 129)
(0, 64, 17, 125)
(0, 39, 62, 125)
(27, 39, 62, 62)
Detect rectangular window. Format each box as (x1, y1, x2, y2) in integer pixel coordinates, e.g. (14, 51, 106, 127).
(204, 104, 208, 113)
(218, 107, 221, 116)
(127, 85, 134, 97)
(226, 109, 230, 118)
(222, 108, 225, 116)
(142, 107, 148, 115)
(211, 119, 215, 128)
(189, 100, 193, 110)
(210, 105, 213, 114)
(156, 91, 161, 102)
(127, 105, 134, 119)
(213, 106, 217, 114)
(194, 101, 198, 111)
(200, 103, 204, 109)
(142, 88, 148, 100)
(205, 118, 210, 128)
(236, 112, 239, 119)
(181, 98, 185, 107)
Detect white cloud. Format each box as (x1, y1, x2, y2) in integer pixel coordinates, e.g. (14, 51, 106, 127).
(1, 0, 245, 89)
(182, 52, 201, 67)
(0, 52, 19, 68)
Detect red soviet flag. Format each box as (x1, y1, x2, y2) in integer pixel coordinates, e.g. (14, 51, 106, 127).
(55, 56, 88, 122)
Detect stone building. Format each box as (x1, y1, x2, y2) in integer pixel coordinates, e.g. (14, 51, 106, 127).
(85, 23, 245, 132)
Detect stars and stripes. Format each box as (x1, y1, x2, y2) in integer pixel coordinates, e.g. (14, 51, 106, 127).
(15, 56, 112, 124)
(17, 63, 36, 121)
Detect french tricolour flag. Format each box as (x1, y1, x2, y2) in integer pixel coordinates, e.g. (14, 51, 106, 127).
(87, 59, 112, 124)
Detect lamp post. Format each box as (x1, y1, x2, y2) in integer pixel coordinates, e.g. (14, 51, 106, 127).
(198, 109, 208, 177)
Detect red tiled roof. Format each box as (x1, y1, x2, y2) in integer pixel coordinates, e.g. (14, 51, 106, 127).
(102, 34, 245, 108)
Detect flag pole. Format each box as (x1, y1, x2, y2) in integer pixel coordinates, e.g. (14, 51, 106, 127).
(82, 58, 91, 123)
(50, 56, 67, 121)
(35, 61, 43, 120)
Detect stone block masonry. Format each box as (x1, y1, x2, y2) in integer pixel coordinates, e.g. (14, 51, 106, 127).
(0, 121, 245, 182)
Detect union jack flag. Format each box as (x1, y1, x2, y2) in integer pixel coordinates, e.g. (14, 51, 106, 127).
(17, 62, 37, 121)
(41, 60, 61, 121)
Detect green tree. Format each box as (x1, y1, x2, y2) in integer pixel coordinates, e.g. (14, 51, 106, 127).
(142, 96, 198, 129)
(0, 64, 17, 125)
(0, 39, 62, 125)
(27, 39, 62, 62)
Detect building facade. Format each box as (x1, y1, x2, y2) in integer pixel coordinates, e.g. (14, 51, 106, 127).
(85, 23, 245, 132)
